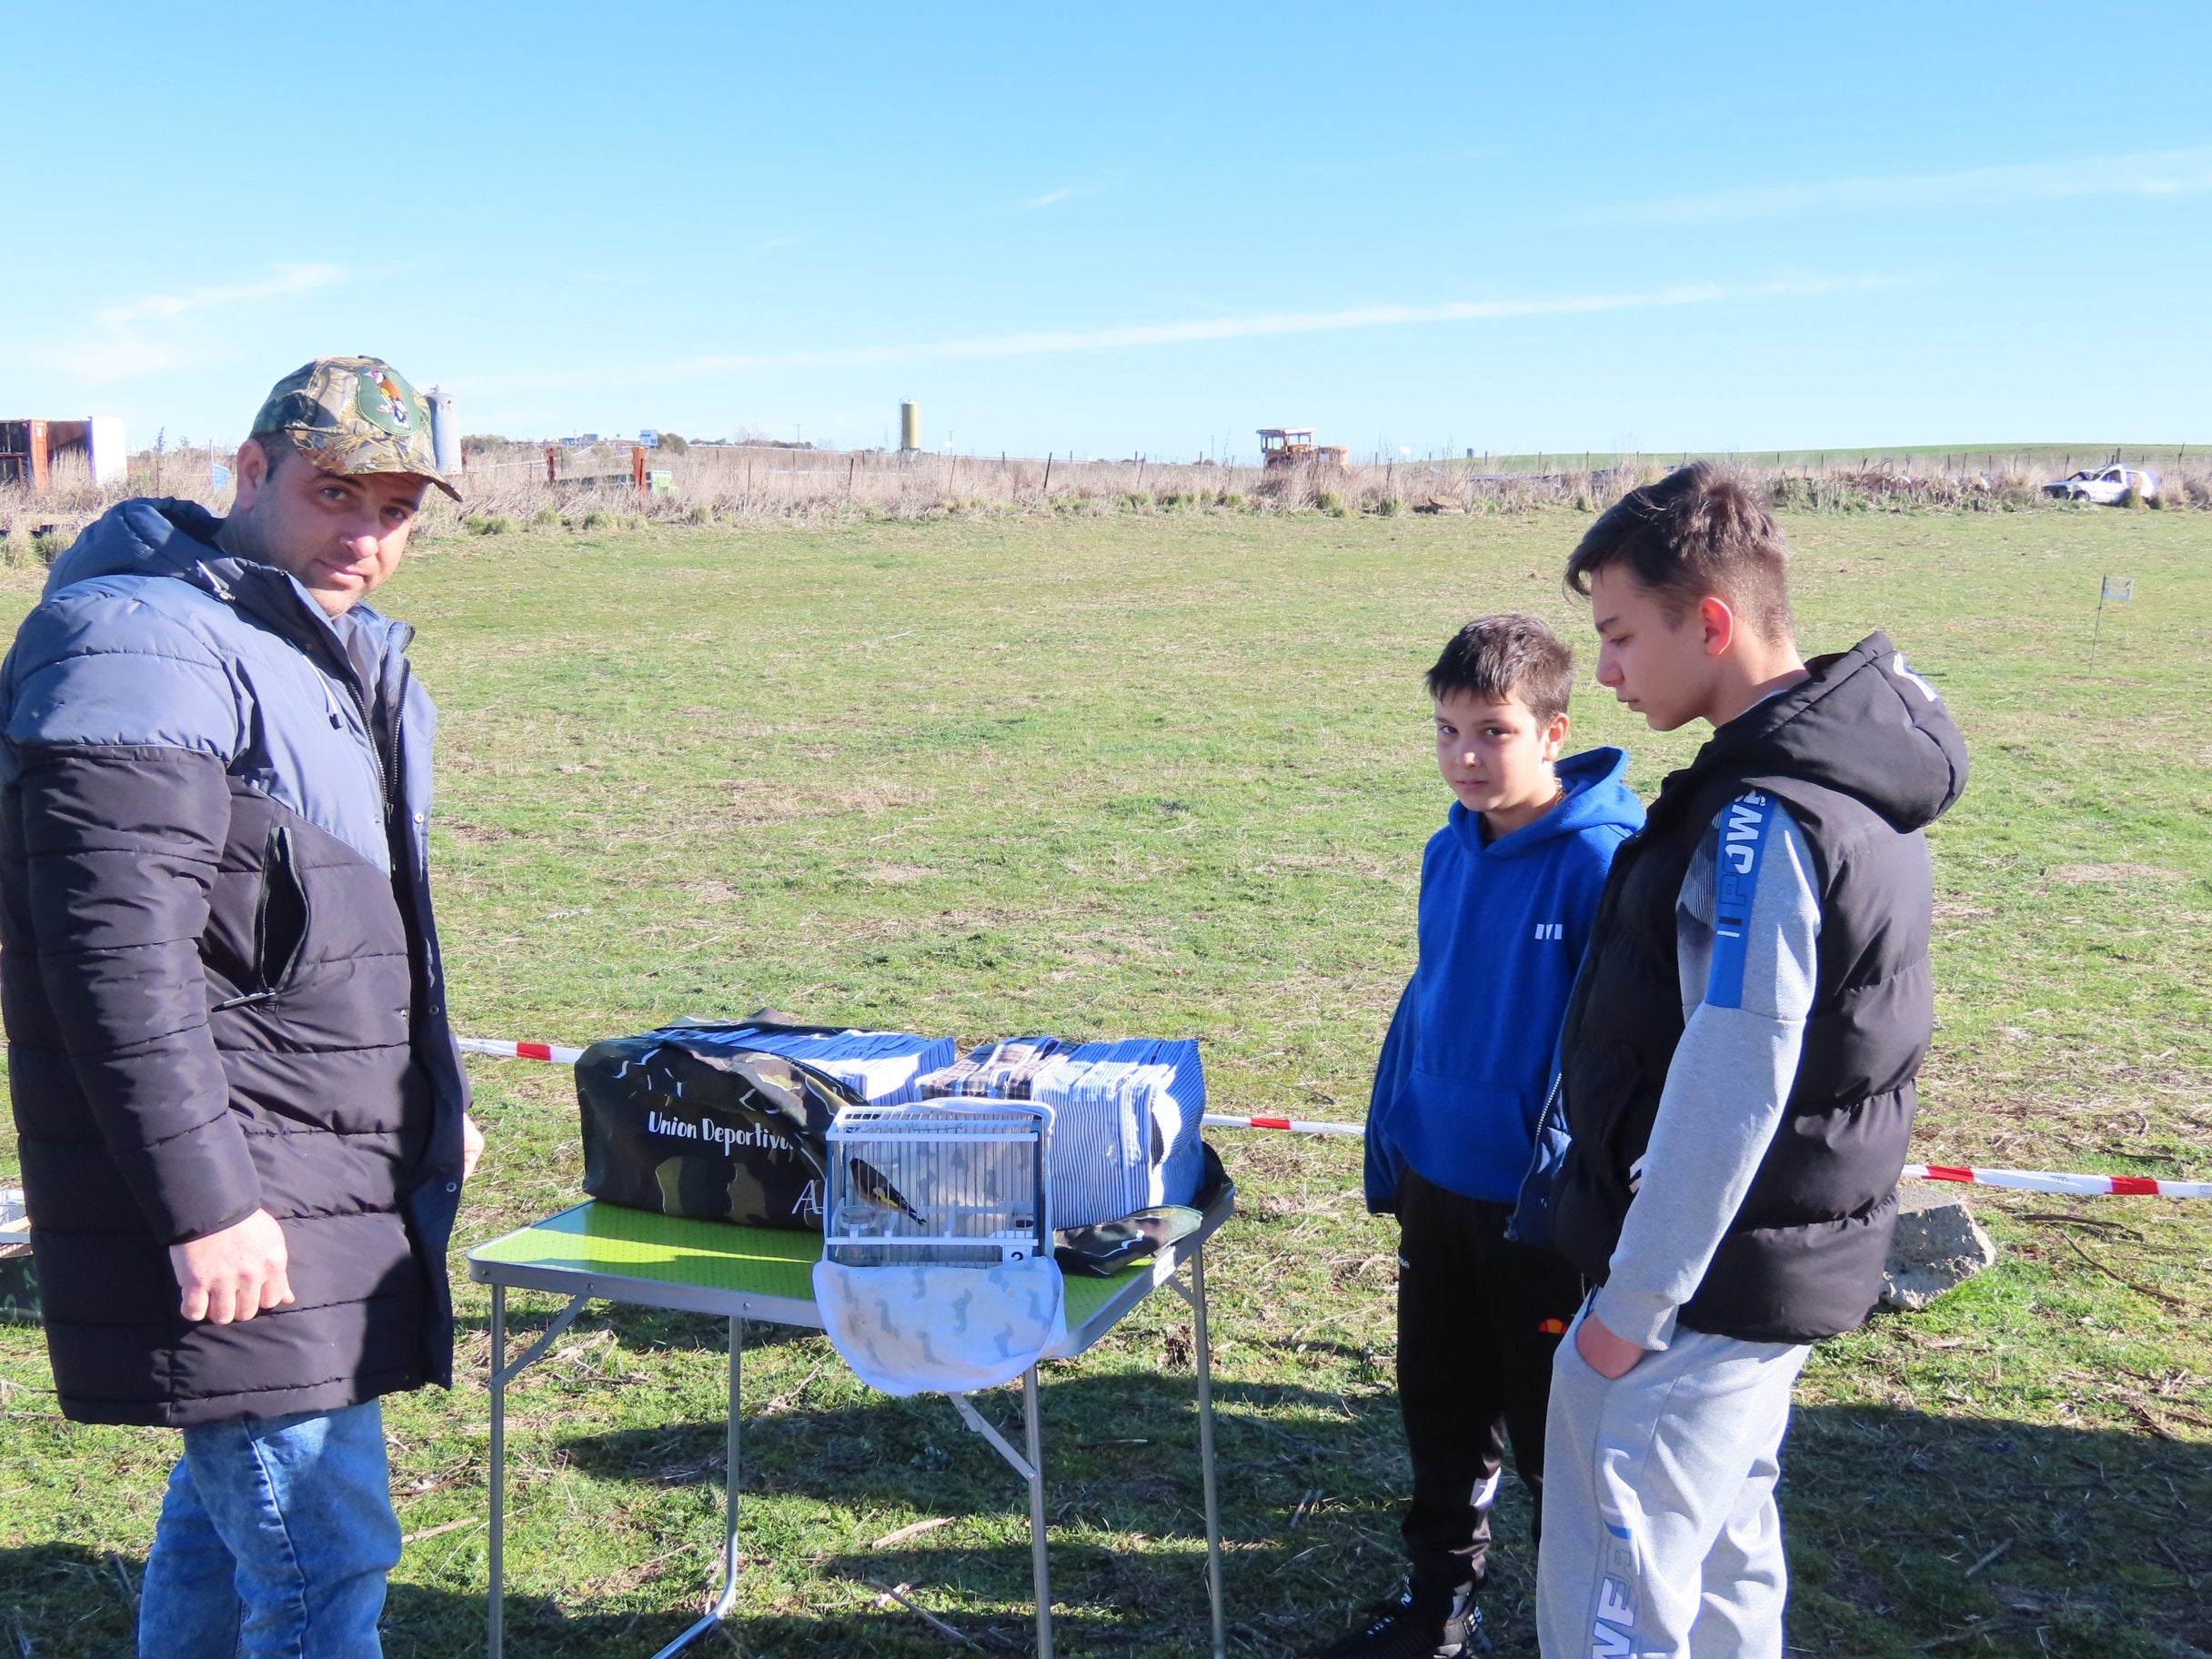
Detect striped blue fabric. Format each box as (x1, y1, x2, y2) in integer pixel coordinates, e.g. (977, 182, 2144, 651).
(1033, 1038, 1207, 1228)
(666, 1026, 1205, 1227)
(667, 1026, 955, 1106)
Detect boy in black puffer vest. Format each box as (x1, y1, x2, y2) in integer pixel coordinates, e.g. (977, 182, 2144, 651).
(1528, 465, 1967, 1659)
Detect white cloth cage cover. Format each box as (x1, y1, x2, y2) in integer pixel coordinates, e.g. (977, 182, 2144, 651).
(814, 1100, 1063, 1395)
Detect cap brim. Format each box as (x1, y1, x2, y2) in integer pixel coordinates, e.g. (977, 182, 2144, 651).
(292, 437, 462, 503)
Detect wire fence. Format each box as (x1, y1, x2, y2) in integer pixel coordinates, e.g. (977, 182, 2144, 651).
(4, 442, 2207, 556)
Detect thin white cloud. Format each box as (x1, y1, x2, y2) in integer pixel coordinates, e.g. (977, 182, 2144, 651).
(669, 276, 1895, 375)
(26, 337, 204, 387)
(4, 262, 351, 387)
(1599, 146, 2212, 225)
(1021, 186, 1076, 210)
(93, 262, 347, 329)
(457, 275, 1896, 397)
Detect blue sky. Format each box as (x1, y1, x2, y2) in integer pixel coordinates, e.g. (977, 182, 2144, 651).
(5, 2, 2207, 461)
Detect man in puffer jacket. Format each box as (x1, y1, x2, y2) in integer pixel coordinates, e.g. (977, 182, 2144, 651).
(1, 357, 480, 1657)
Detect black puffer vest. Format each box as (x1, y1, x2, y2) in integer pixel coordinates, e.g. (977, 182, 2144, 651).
(1552, 634, 1968, 1342)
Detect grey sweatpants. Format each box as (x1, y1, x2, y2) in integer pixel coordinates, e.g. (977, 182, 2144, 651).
(1536, 1305, 1810, 1659)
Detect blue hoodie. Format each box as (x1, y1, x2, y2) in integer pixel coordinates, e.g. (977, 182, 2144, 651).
(1364, 746, 1644, 1211)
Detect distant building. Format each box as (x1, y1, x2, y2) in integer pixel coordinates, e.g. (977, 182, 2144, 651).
(0, 417, 127, 490)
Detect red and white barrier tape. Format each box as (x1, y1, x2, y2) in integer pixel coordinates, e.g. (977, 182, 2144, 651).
(1899, 1163, 2212, 1200)
(1199, 1112, 1365, 1139)
(457, 1037, 2207, 1195)
(459, 1036, 585, 1065)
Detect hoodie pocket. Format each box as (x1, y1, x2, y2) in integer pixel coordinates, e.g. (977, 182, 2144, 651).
(212, 826, 310, 1010)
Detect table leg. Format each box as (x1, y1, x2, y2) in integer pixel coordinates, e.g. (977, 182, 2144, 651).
(487, 1292, 590, 1656)
(1023, 1365, 1053, 1659)
(488, 1283, 506, 1659)
(647, 1315, 745, 1659)
(724, 1314, 742, 1610)
(1190, 1247, 1226, 1659)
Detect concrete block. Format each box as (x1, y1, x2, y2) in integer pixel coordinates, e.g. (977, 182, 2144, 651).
(1880, 1180, 1999, 1311)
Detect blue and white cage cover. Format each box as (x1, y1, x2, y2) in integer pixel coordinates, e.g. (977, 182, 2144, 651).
(920, 1037, 1207, 1229)
(655, 1025, 956, 1106)
(649, 1026, 1205, 1234)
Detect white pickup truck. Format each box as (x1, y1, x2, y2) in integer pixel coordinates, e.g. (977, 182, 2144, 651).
(2043, 463, 2162, 505)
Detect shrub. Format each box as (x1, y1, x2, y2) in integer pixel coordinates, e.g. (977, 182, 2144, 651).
(530, 507, 560, 527)
(1216, 490, 1246, 509)
(1317, 489, 1348, 517)
(466, 514, 513, 536)
(578, 510, 612, 531)
(1373, 495, 1404, 517)
(1120, 491, 1153, 512)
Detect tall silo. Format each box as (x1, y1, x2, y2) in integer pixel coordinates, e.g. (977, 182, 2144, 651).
(899, 400, 920, 454)
(427, 386, 461, 474)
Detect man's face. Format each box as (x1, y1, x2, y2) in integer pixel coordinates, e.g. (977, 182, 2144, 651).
(226, 439, 427, 616)
(1433, 688, 1567, 819)
(1589, 565, 1717, 732)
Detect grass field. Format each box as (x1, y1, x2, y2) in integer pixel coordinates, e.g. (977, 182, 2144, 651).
(2, 505, 2208, 1658)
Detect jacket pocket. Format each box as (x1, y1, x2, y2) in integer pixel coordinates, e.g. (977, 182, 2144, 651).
(212, 826, 310, 1010)
(1505, 1070, 1572, 1247)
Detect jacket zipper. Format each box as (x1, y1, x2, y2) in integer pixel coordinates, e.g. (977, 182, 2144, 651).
(339, 635, 412, 827)
(344, 678, 391, 811)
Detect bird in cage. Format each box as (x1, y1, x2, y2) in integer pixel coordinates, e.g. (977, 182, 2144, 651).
(846, 1154, 927, 1226)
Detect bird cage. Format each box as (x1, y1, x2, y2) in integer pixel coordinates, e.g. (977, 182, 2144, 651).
(824, 1101, 1051, 1268)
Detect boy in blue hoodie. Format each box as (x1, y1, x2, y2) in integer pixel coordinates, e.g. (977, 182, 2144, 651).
(1315, 615, 1644, 1659)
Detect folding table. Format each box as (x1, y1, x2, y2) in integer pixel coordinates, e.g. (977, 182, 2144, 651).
(469, 1191, 1232, 1659)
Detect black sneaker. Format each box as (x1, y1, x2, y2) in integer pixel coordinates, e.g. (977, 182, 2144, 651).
(1307, 1582, 1488, 1659)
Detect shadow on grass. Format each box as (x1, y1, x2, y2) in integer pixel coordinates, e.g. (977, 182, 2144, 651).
(541, 1381, 2212, 1659)
(6, 1403, 2208, 1658)
(0, 1545, 1051, 1659)
(457, 1297, 820, 1355)
(1778, 1404, 2212, 1658)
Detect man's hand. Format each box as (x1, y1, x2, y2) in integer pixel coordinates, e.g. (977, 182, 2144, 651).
(462, 1111, 485, 1181)
(1574, 1311, 1650, 1379)
(169, 1209, 293, 1324)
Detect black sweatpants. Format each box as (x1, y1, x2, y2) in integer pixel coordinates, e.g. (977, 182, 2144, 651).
(1394, 1166, 1584, 1595)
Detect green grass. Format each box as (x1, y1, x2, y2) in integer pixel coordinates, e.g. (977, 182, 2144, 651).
(2, 508, 2208, 1657)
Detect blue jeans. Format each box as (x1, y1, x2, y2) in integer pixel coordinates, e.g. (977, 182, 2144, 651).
(137, 1399, 402, 1659)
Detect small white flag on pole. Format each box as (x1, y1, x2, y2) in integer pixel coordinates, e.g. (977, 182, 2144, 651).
(2091, 573, 2134, 663)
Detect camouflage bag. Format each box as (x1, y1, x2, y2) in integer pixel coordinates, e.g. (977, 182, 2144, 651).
(577, 1032, 866, 1229)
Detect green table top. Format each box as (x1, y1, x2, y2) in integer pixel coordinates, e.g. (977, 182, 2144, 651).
(468, 1201, 1207, 1342)
(473, 1202, 821, 1301)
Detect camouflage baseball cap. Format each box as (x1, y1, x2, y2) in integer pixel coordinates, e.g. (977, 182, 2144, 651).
(249, 356, 461, 501)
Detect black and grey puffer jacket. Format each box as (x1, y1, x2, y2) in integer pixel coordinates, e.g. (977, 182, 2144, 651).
(0, 498, 469, 1426)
